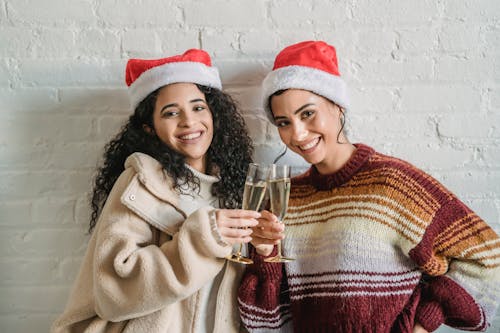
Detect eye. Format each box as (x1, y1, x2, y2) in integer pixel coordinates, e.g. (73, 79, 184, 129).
(161, 110, 179, 118)
(275, 119, 290, 128)
(193, 105, 207, 112)
(300, 109, 315, 119)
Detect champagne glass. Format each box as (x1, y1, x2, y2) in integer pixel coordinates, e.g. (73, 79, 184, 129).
(264, 164, 294, 263)
(226, 163, 269, 264)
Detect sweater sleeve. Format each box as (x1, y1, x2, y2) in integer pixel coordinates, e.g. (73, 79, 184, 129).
(238, 245, 293, 332)
(409, 197, 500, 332)
(92, 174, 232, 321)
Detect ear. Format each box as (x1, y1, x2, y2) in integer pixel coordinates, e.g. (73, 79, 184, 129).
(143, 124, 154, 135)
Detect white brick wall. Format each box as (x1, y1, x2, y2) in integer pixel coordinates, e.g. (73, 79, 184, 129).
(0, 1, 499, 332)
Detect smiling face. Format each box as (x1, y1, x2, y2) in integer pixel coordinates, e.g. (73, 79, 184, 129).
(271, 89, 354, 174)
(151, 83, 214, 173)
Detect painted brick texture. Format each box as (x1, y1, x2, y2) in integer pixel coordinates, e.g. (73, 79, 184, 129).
(0, 1, 499, 332)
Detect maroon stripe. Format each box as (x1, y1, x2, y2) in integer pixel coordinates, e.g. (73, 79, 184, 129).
(289, 283, 418, 296)
(288, 269, 419, 279)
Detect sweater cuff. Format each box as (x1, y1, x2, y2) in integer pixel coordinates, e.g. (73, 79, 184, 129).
(416, 301, 445, 332)
(208, 209, 230, 247)
(249, 246, 282, 281)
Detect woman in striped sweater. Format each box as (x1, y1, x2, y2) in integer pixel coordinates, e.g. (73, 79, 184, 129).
(238, 41, 500, 332)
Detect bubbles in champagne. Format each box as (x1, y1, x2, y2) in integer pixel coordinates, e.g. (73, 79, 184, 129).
(242, 180, 267, 211)
(268, 178, 291, 221)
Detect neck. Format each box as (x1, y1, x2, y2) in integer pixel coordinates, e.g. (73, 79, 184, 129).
(187, 157, 207, 174)
(315, 140, 356, 175)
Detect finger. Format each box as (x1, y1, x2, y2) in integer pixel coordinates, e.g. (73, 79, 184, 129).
(219, 226, 253, 239)
(251, 235, 282, 246)
(252, 230, 285, 241)
(260, 210, 279, 223)
(223, 235, 253, 245)
(221, 209, 261, 219)
(219, 218, 259, 229)
(254, 221, 285, 234)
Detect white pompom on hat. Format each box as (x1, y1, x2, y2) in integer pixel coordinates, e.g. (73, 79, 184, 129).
(125, 49, 222, 110)
(262, 40, 349, 123)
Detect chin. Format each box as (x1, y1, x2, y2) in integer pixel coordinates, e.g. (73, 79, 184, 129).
(299, 153, 322, 166)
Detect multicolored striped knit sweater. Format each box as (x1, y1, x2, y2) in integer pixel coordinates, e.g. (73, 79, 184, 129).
(238, 144, 500, 333)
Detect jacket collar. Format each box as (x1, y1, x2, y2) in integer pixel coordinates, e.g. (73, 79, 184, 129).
(122, 152, 187, 234)
(124, 152, 179, 204)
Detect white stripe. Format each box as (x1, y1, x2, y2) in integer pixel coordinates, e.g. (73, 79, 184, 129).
(288, 270, 421, 285)
(459, 238, 500, 258)
(286, 199, 425, 241)
(292, 208, 421, 243)
(242, 313, 292, 329)
(481, 257, 500, 266)
(238, 297, 290, 315)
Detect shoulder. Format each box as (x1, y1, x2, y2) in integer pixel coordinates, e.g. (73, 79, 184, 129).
(125, 152, 175, 188)
(364, 149, 455, 205)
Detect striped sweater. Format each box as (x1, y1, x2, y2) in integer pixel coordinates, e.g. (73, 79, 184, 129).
(238, 144, 500, 333)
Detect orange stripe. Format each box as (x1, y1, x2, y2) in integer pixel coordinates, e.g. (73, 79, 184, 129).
(289, 189, 431, 230)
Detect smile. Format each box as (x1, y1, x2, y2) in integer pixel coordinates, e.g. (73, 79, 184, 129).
(178, 131, 203, 141)
(298, 137, 320, 151)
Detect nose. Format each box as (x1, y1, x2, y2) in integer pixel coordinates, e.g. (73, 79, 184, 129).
(291, 121, 308, 142)
(179, 110, 196, 127)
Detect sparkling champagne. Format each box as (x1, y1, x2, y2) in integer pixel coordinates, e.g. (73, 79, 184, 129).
(268, 178, 291, 221)
(242, 180, 267, 211)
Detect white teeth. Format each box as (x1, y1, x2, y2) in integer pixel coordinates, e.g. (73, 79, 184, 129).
(179, 132, 202, 140)
(299, 138, 319, 150)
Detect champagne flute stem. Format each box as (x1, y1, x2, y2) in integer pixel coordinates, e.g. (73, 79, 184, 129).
(276, 240, 282, 258)
(236, 243, 243, 257)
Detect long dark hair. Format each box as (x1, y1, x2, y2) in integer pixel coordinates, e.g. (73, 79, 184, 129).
(89, 85, 253, 233)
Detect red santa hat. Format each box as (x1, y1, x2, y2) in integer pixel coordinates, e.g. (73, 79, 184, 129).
(125, 49, 222, 110)
(262, 40, 349, 122)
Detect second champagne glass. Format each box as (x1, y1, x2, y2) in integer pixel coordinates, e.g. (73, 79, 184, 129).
(265, 164, 294, 263)
(226, 163, 268, 264)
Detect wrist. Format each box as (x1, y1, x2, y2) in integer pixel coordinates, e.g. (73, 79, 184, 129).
(255, 244, 274, 257)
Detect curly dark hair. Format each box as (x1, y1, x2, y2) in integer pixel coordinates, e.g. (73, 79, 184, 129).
(89, 84, 254, 233)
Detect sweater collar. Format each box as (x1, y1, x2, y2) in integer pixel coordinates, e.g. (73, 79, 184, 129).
(301, 143, 374, 190)
(180, 164, 219, 200)
(184, 163, 220, 185)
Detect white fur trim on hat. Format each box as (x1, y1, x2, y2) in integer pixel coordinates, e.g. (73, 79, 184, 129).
(128, 61, 222, 110)
(262, 65, 349, 123)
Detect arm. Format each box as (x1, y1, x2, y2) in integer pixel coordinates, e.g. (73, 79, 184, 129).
(238, 211, 291, 332)
(93, 205, 229, 321)
(409, 197, 500, 331)
(92, 172, 259, 321)
(238, 247, 292, 332)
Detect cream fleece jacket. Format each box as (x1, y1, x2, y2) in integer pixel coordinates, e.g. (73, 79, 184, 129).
(51, 152, 244, 333)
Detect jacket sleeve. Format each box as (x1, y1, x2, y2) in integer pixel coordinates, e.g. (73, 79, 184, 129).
(92, 172, 232, 322)
(409, 197, 500, 332)
(237, 246, 293, 332)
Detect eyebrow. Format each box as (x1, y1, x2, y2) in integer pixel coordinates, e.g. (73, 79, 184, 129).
(273, 103, 315, 121)
(160, 98, 207, 113)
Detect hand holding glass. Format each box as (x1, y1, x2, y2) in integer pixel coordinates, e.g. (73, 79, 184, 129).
(265, 164, 294, 263)
(226, 163, 268, 264)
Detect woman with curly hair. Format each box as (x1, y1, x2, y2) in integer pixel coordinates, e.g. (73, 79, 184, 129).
(51, 49, 259, 333)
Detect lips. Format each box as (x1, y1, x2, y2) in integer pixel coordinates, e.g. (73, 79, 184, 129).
(298, 137, 320, 152)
